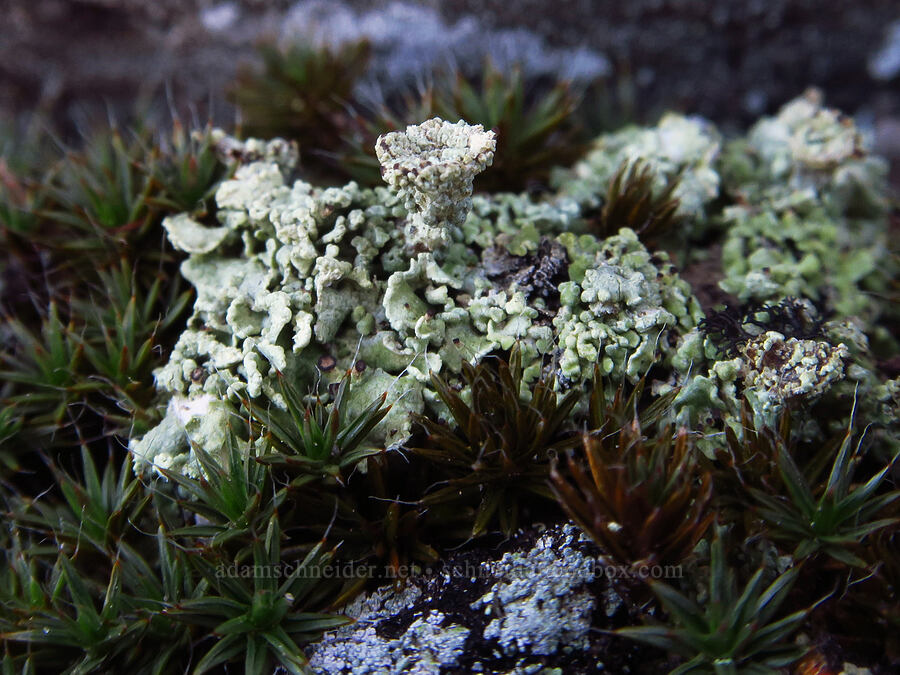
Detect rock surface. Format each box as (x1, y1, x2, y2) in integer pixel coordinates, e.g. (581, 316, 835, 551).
(305, 523, 661, 674)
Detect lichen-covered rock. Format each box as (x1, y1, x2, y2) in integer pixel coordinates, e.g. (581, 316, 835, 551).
(117, 98, 900, 671)
(470, 526, 596, 657)
(306, 524, 602, 674)
(307, 582, 470, 675)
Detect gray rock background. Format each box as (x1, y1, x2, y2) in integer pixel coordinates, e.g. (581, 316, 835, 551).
(3, 0, 899, 163)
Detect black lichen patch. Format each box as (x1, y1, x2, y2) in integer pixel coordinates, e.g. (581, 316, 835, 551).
(744, 297, 830, 340)
(483, 236, 569, 320)
(700, 297, 830, 357)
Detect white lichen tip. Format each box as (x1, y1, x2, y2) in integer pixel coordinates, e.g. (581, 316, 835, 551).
(376, 118, 496, 252)
(376, 117, 496, 188)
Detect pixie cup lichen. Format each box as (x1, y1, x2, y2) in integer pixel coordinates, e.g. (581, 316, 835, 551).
(375, 118, 496, 253)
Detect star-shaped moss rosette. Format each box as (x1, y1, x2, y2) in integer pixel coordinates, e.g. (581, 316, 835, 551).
(375, 118, 495, 253)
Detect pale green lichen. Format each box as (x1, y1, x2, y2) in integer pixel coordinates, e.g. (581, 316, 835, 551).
(670, 313, 892, 457)
(716, 194, 886, 319)
(130, 97, 894, 477)
(130, 394, 242, 477)
(463, 192, 582, 253)
(209, 128, 299, 172)
(739, 88, 887, 214)
(552, 228, 702, 383)
(552, 112, 722, 235)
(375, 118, 496, 252)
(132, 141, 699, 475)
(132, 158, 409, 472)
(162, 213, 231, 254)
(717, 89, 896, 325)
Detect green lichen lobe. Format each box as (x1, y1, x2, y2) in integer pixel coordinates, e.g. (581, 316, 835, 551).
(130, 94, 895, 478)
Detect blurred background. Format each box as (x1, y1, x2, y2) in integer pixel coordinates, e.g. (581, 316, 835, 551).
(3, 0, 900, 183)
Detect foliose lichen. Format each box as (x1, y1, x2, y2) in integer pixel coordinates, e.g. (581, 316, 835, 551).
(131, 120, 702, 476)
(662, 91, 898, 452)
(131, 93, 894, 478)
(551, 227, 702, 383)
(717, 89, 895, 325)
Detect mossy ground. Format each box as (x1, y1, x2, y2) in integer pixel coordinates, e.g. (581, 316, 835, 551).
(1, 44, 899, 674)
